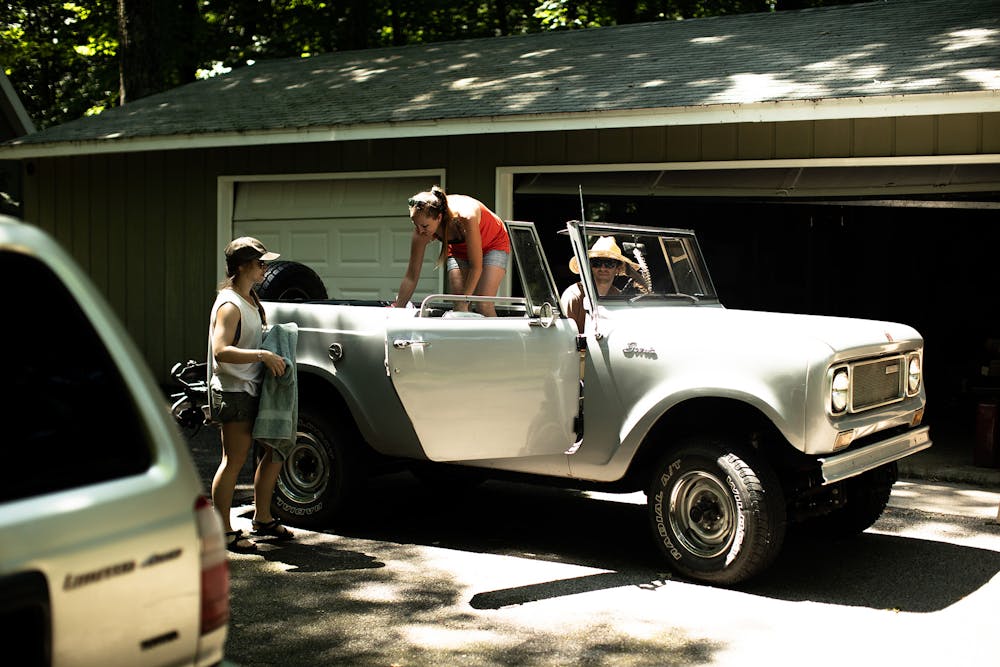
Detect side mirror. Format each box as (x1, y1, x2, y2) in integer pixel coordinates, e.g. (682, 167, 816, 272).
(531, 302, 556, 328)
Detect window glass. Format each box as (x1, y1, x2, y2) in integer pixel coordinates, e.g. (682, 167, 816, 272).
(509, 225, 559, 310)
(2, 251, 152, 503)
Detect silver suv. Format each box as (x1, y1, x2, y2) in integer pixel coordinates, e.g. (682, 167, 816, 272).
(0, 216, 229, 666)
(245, 220, 929, 586)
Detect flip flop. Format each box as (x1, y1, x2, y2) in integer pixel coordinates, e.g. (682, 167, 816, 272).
(225, 529, 257, 553)
(251, 519, 294, 541)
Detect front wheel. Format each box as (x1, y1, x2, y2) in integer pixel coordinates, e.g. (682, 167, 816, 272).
(270, 405, 363, 529)
(648, 439, 786, 586)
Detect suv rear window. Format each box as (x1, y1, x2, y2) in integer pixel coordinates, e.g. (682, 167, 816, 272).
(2, 251, 152, 502)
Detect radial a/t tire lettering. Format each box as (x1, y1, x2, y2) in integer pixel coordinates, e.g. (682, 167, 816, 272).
(647, 438, 786, 585)
(271, 405, 361, 529)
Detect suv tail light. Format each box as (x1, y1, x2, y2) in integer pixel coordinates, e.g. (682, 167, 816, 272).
(195, 495, 230, 634)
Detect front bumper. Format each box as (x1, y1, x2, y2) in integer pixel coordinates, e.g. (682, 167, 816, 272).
(818, 426, 932, 485)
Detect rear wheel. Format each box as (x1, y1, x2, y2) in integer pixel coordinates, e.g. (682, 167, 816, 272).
(648, 438, 786, 585)
(270, 405, 363, 528)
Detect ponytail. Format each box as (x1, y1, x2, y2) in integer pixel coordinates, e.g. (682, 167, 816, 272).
(431, 186, 452, 268)
(250, 289, 267, 326)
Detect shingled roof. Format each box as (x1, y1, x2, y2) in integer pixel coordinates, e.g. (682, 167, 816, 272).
(4, 0, 998, 157)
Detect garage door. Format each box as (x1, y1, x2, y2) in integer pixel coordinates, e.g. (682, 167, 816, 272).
(233, 175, 442, 301)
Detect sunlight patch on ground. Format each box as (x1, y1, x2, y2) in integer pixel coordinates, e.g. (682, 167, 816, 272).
(890, 481, 1000, 520)
(346, 582, 401, 603)
(583, 489, 646, 505)
(400, 624, 504, 650)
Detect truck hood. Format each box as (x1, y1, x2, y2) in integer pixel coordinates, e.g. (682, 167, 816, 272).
(603, 304, 922, 354)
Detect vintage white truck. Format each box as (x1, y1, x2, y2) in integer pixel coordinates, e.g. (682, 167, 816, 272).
(215, 219, 932, 585)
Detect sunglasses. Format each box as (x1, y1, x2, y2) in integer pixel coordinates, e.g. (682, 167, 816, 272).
(590, 258, 621, 269)
(408, 197, 440, 210)
(256, 260, 268, 269)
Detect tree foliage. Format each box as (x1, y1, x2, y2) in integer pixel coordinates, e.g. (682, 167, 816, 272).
(2, 0, 865, 131)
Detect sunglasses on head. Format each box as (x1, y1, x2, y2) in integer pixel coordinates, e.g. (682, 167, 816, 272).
(590, 258, 621, 269)
(408, 197, 438, 209)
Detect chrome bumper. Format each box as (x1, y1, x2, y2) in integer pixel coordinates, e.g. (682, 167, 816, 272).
(818, 426, 932, 485)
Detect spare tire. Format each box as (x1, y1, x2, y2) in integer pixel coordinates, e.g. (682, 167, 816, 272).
(257, 260, 328, 301)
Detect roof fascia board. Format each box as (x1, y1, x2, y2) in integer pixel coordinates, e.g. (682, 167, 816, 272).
(4, 90, 997, 160)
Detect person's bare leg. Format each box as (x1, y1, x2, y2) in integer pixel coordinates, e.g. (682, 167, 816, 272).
(211, 421, 253, 533)
(447, 267, 468, 311)
(252, 445, 283, 525)
(473, 265, 506, 317)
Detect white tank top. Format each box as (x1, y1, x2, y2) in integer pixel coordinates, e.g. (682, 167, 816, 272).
(208, 288, 265, 396)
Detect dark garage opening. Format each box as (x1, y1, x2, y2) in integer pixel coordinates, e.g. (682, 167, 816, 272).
(512, 190, 1000, 450)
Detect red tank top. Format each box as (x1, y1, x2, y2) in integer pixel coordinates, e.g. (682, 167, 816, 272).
(448, 204, 511, 260)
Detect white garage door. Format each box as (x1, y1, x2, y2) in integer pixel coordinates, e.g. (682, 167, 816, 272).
(233, 175, 442, 302)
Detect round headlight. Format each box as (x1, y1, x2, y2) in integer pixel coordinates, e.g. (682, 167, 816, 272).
(908, 356, 921, 393)
(832, 369, 849, 413)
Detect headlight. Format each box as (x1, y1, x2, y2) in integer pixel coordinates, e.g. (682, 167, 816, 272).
(907, 354, 921, 394)
(831, 368, 850, 413)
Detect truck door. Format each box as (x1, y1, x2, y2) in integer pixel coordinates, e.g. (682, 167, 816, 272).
(385, 222, 579, 462)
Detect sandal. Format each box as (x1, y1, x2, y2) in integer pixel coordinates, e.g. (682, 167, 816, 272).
(225, 529, 257, 553)
(251, 519, 294, 541)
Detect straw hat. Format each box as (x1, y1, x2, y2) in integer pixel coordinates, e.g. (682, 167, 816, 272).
(569, 236, 639, 275)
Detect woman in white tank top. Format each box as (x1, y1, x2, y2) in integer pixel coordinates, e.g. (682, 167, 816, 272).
(208, 237, 293, 551)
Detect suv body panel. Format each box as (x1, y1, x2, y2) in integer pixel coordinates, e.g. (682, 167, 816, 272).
(0, 216, 228, 666)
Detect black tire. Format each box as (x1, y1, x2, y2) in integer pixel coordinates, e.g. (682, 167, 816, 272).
(648, 438, 786, 586)
(257, 260, 328, 301)
(269, 405, 363, 529)
(800, 462, 897, 538)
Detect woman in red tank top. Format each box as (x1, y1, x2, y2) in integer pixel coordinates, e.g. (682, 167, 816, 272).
(391, 185, 511, 316)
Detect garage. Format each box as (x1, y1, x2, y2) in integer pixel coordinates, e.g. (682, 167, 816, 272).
(230, 173, 444, 301)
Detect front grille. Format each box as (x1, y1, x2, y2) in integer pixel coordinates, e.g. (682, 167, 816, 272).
(852, 356, 904, 411)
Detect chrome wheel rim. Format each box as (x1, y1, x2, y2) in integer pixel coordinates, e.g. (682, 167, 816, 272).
(668, 471, 737, 558)
(277, 430, 330, 504)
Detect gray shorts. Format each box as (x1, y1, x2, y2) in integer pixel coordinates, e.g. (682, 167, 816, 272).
(210, 389, 259, 424)
(446, 249, 510, 273)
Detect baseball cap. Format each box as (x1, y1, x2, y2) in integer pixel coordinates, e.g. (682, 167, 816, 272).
(225, 237, 280, 265)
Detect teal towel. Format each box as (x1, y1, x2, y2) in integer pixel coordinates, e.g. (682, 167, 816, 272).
(252, 322, 298, 460)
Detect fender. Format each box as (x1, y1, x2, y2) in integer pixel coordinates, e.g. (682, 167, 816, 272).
(296, 361, 426, 459)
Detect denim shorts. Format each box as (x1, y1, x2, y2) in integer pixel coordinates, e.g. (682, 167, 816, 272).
(210, 389, 259, 424)
(446, 249, 510, 273)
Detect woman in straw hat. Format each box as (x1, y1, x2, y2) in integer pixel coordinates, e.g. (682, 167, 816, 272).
(560, 236, 640, 332)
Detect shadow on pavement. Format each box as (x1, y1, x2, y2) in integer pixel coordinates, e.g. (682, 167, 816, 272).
(331, 472, 1000, 613)
(747, 525, 1000, 612)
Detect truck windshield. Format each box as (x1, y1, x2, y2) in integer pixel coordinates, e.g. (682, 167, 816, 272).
(581, 230, 718, 303)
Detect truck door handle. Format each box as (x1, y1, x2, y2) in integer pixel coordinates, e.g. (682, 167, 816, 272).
(392, 339, 429, 349)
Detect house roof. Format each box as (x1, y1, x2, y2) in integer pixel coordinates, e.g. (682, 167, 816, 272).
(3, 0, 998, 158)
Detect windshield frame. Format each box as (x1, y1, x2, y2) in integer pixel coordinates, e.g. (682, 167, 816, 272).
(565, 221, 720, 309)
